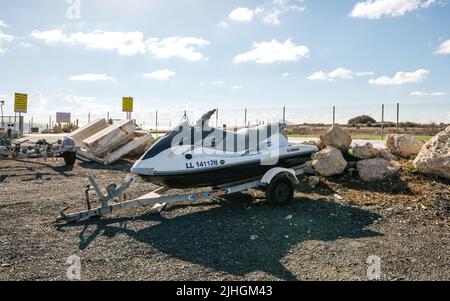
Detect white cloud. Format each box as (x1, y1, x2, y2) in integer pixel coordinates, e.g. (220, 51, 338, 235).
(263, 10, 282, 25)
(308, 68, 373, 81)
(31, 29, 209, 60)
(411, 91, 447, 96)
(31, 29, 69, 44)
(234, 39, 309, 64)
(0, 27, 14, 54)
(410, 91, 428, 96)
(435, 39, 450, 55)
(143, 69, 176, 81)
(146, 37, 210, 61)
(229, 7, 255, 22)
(350, 0, 436, 19)
(355, 71, 375, 76)
(217, 21, 229, 28)
(0, 20, 8, 28)
(283, 72, 290, 77)
(18, 41, 34, 48)
(29, 92, 116, 119)
(369, 69, 430, 85)
(231, 85, 243, 90)
(71, 31, 147, 56)
(69, 74, 116, 82)
(228, 1, 305, 26)
(307, 71, 328, 81)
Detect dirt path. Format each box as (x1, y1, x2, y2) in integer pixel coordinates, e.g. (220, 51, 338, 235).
(0, 158, 448, 280)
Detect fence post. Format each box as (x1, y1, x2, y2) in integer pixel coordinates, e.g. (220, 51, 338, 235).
(333, 106, 336, 125)
(396, 102, 400, 134)
(381, 104, 385, 140)
(244, 108, 247, 127)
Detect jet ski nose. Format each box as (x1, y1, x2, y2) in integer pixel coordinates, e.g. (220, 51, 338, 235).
(131, 160, 155, 176)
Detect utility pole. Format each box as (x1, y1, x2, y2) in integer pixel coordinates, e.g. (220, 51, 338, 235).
(88, 112, 91, 124)
(283, 106, 286, 124)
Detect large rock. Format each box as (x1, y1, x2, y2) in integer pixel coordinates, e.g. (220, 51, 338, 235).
(351, 143, 380, 159)
(357, 158, 401, 182)
(320, 125, 352, 151)
(413, 126, 450, 179)
(312, 146, 348, 177)
(378, 148, 398, 161)
(385, 134, 424, 158)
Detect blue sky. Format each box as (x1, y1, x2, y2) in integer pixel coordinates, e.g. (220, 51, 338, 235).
(0, 0, 449, 128)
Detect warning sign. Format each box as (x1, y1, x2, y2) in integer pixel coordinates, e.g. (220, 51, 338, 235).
(14, 93, 28, 113)
(122, 97, 133, 112)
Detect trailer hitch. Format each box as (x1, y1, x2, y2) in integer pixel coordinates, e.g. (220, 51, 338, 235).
(88, 175, 134, 207)
(55, 175, 135, 223)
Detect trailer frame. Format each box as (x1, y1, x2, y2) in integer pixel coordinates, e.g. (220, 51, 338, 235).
(0, 137, 79, 166)
(56, 167, 309, 223)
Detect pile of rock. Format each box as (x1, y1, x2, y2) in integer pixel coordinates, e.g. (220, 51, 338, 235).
(303, 124, 449, 185)
(304, 125, 404, 182)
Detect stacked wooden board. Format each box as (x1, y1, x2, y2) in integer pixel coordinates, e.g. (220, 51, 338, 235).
(71, 119, 154, 165)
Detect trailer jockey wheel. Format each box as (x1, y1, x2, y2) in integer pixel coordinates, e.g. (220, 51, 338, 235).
(63, 151, 77, 166)
(266, 174, 294, 206)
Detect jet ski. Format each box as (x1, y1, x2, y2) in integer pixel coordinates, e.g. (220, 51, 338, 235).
(131, 110, 318, 188)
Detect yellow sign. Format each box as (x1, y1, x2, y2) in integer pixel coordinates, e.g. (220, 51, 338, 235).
(122, 97, 133, 112)
(14, 93, 28, 113)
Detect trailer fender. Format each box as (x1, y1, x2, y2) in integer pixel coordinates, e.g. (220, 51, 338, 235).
(261, 168, 299, 185)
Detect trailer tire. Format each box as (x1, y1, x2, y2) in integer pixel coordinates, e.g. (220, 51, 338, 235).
(63, 151, 77, 166)
(266, 175, 294, 206)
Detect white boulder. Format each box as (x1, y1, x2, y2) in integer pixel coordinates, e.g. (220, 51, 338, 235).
(320, 125, 352, 151)
(357, 158, 401, 182)
(413, 126, 450, 179)
(312, 146, 348, 177)
(351, 143, 380, 159)
(385, 134, 424, 158)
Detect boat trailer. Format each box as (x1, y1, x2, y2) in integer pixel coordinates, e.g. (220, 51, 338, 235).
(0, 137, 79, 166)
(56, 167, 310, 223)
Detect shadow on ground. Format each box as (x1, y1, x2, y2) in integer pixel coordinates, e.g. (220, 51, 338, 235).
(325, 173, 414, 195)
(0, 159, 75, 177)
(79, 161, 133, 172)
(57, 198, 382, 280)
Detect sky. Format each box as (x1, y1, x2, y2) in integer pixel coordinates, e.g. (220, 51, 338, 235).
(0, 0, 449, 128)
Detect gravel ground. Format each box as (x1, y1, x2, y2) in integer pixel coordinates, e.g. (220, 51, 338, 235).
(0, 158, 449, 281)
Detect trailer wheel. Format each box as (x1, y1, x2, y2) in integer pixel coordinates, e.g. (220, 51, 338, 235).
(63, 151, 77, 166)
(266, 175, 294, 206)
